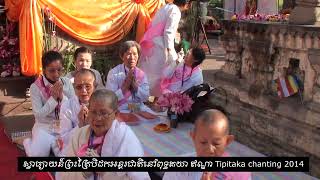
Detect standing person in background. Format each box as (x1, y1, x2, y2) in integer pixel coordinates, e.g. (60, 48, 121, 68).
(139, 0, 190, 97)
(65, 46, 104, 89)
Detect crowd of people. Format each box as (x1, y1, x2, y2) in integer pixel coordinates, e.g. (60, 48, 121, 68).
(22, 0, 252, 179)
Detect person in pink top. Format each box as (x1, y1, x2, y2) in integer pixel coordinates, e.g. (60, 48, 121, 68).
(163, 109, 252, 180)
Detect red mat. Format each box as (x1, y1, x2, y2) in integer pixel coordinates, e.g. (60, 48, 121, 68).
(0, 122, 32, 180)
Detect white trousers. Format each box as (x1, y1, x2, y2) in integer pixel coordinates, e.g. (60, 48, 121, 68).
(23, 122, 59, 157)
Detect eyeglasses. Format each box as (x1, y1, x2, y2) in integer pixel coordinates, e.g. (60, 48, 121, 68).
(88, 110, 115, 119)
(46, 67, 64, 74)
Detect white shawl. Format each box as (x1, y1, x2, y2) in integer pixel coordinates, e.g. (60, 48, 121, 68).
(56, 120, 150, 180)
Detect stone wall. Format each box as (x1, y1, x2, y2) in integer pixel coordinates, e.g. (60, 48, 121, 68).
(221, 21, 320, 101)
(210, 20, 320, 177)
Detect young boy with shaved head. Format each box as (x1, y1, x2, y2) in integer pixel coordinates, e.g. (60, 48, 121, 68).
(163, 109, 251, 180)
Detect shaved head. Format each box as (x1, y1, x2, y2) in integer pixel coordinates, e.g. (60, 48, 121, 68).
(191, 109, 233, 157)
(194, 109, 229, 135)
(74, 69, 96, 82)
(89, 89, 118, 110)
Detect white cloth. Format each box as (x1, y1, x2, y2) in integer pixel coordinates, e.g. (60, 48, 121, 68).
(257, 0, 278, 15)
(24, 76, 75, 157)
(30, 76, 74, 125)
(105, 64, 150, 112)
(56, 120, 150, 180)
(162, 61, 203, 94)
(65, 68, 104, 89)
(59, 95, 81, 146)
(139, 3, 181, 97)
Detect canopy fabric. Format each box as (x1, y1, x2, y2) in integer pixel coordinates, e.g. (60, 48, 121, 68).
(5, 0, 164, 76)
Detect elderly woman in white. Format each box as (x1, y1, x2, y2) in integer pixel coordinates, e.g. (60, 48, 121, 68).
(56, 89, 150, 180)
(105, 41, 151, 113)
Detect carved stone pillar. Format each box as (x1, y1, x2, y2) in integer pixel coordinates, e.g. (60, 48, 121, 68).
(289, 0, 320, 25)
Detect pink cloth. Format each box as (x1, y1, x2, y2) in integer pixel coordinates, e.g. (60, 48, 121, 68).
(160, 64, 201, 94)
(34, 76, 51, 100)
(140, 21, 166, 58)
(211, 152, 251, 180)
(76, 135, 104, 157)
(118, 67, 145, 106)
(34, 76, 62, 111)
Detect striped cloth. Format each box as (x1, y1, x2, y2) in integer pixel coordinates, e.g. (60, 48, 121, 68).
(275, 75, 299, 98)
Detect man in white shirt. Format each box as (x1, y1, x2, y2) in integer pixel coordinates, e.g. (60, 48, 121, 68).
(23, 51, 75, 157)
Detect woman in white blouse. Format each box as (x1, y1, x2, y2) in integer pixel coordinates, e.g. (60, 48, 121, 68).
(23, 51, 75, 157)
(65, 46, 104, 89)
(105, 41, 150, 112)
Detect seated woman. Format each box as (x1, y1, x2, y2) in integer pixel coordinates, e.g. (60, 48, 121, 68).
(65, 46, 104, 89)
(23, 51, 75, 157)
(106, 41, 150, 112)
(60, 69, 97, 146)
(160, 47, 206, 94)
(56, 89, 150, 180)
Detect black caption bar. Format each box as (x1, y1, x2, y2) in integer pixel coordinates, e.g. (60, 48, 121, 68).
(18, 157, 309, 172)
